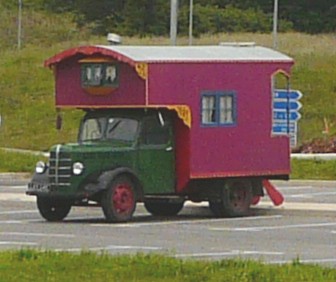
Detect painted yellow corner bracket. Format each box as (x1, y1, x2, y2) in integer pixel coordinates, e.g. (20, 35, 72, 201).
(135, 63, 148, 80)
(167, 105, 192, 128)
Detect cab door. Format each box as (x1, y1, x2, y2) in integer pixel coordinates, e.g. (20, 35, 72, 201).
(137, 114, 175, 194)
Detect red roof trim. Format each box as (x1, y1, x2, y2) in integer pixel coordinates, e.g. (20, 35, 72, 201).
(44, 45, 136, 68)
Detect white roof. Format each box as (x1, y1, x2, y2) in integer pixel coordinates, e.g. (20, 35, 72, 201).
(96, 44, 293, 63)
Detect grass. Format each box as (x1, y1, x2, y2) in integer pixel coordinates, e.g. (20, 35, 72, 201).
(0, 7, 335, 176)
(0, 32, 335, 150)
(0, 250, 335, 282)
(290, 158, 336, 180)
(0, 149, 46, 173)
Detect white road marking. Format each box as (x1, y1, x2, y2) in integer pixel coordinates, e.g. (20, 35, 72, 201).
(257, 201, 336, 211)
(0, 220, 24, 224)
(54, 245, 162, 252)
(105, 245, 161, 250)
(0, 232, 75, 238)
(210, 222, 336, 232)
(0, 185, 27, 190)
(175, 250, 284, 258)
(0, 241, 37, 246)
(91, 215, 282, 228)
(187, 200, 336, 212)
(0, 210, 37, 215)
(287, 191, 336, 198)
(270, 258, 336, 264)
(276, 186, 313, 191)
(0, 193, 35, 202)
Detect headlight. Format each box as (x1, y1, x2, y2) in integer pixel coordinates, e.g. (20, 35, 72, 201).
(73, 162, 84, 175)
(35, 161, 47, 174)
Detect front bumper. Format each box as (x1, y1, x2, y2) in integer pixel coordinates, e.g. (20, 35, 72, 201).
(26, 172, 82, 199)
(26, 172, 101, 202)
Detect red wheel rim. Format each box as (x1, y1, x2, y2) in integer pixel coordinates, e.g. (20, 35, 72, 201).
(251, 196, 261, 205)
(112, 183, 134, 215)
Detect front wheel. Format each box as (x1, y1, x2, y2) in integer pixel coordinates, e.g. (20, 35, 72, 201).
(36, 197, 71, 222)
(209, 181, 252, 217)
(144, 200, 184, 216)
(101, 175, 136, 223)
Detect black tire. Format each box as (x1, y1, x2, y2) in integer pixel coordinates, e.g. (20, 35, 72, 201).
(209, 201, 222, 216)
(209, 181, 252, 217)
(144, 200, 184, 216)
(101, 175, 136, 223)
(36, 197, 71, 222)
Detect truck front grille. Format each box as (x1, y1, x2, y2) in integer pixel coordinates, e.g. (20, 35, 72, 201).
(49, 146, 72, 186)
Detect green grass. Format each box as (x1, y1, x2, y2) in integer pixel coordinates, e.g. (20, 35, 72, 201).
(0, 7, 335, 175)
(0, 251, 335, 282)
(0, 149, 46, 173)
(291, 158, 336, 180)
(0, 32, 335, 150)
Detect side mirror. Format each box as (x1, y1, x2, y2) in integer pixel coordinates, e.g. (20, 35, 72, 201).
(158, 112, 165, 127)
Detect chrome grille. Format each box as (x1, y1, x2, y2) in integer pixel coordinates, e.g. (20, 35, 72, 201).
(49, 146, 72, 186)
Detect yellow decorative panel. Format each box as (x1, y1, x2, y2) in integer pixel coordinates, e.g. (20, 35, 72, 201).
(168, 105, 192, 128)
(135, 63, 148, 80)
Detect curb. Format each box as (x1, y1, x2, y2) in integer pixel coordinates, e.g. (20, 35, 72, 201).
(0, 147, 48, 157)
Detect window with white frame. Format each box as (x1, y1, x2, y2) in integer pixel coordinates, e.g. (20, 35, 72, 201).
(201, 91, 236, 126)
(81, 63, 119, 87)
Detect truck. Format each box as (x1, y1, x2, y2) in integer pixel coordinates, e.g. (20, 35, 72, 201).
(27, 43, 294, 222)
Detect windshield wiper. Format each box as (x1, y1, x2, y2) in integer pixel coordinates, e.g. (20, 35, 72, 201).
(107, 120, 122, 134)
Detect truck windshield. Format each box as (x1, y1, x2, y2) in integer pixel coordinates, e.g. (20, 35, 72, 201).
(79, 117, 139, 143)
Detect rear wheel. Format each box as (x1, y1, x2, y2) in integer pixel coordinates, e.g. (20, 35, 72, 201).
(36, 197, 71, 222)
(209, 181, 252, 217)
(101, 175, 136, 223)
(144, 200, 184, 216)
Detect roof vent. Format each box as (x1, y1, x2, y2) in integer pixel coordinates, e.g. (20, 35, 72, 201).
(219, 42, 256, 47)
(107, 33, 122, 45)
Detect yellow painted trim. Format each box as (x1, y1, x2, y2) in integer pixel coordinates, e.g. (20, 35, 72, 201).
(145, 75, 149, 106)
(55, 104, 192, 128)
(135, 63, 148, 80)
(79, 57, 115, 63)
(167, 105, 192, 128)
(272, 69, 290, 78)
(56, 105, 154, 109)
(190, 169, 290, 179)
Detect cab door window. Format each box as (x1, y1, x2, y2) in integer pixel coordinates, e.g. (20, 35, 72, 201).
(140, 116, 170, 145)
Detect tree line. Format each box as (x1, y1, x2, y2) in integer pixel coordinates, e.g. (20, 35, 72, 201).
(4, 0, 336, 35)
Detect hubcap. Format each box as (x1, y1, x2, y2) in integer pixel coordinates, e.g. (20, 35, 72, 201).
(112, 183, 134, 215)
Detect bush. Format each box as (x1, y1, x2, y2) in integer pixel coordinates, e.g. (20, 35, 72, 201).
(178, 5, 292, 36)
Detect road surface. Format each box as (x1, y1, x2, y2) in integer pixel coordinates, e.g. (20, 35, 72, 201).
(0, 177, 335, 267)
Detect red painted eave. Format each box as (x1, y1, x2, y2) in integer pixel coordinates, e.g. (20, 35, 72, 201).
(44, 45, 136, 68)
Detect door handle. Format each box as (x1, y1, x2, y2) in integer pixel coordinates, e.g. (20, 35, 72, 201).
(165, 146, 173, 152)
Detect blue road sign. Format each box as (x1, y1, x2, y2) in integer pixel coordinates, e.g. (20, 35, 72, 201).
(273, 100, 302, 111)
(272, 121, 297, 134)
(273, 110, 301, 121)
(274, 89, 302, 100)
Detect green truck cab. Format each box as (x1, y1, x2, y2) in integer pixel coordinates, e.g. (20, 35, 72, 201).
(28, 109, 179, 222)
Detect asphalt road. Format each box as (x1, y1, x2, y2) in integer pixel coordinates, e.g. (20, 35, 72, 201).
(0, 177, 336, 267)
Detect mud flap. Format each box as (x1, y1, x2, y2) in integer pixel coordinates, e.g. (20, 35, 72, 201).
(262, 179, 284, 206)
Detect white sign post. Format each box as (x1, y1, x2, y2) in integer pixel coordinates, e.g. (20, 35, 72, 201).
(272, 89, 303, 148)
